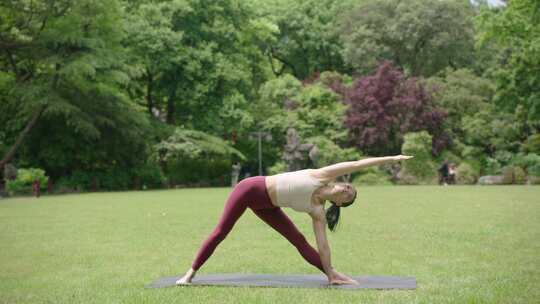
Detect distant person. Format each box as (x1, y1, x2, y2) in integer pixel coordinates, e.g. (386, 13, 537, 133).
(32, 179, 41, 198)
(438, 161, 450, 186)
(231, 162, 241, 187)
(448, 163, 456, 185)
(175, 155, 414, 286)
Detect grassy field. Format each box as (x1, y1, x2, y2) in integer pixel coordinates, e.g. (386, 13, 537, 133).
(1, 185, 539, 303)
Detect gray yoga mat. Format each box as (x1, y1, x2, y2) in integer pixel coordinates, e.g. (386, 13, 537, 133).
(146, 274, 416, 289)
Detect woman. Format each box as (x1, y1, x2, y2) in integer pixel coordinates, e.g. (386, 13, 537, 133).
(176, 155, 414, 285)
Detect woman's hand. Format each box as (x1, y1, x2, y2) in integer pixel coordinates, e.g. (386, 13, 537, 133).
(393, 155, 414, 161)
(328, 269, 358, 285)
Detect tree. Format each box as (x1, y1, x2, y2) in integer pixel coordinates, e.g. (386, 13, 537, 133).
(426, 68, 494, 141)
(333, 62, 448, 155)
(124, 0, 274, 136)
(339, 0, 476, 77)
(476, 0, 540, 130)
(248, 0, 352, 79)
(0, 0, 151, 180)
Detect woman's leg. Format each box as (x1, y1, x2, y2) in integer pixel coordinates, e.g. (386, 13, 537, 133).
(252, 208, 325, 273)
(191, 183, 250, 271)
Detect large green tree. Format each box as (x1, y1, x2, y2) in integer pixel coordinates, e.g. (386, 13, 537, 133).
(124, 0, 274, 136)
(0, 0, 150, 179)
(247, 0, 354, 79)
(476, 0, 540, 130)
(339, 0, 476, 77)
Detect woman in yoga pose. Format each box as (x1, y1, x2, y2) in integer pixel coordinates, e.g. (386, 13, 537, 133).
(177, 155, 413, 285)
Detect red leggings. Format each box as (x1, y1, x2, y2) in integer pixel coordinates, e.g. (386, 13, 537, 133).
(191, 176, 324, 272)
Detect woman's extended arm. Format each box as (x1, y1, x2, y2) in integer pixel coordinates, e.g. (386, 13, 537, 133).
(313, 155, 413, 181)
(311, 207, 357, 285)
(311, 211, 333, 275)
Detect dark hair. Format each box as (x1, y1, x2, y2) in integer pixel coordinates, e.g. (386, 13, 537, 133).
(325, 189, 357, 232)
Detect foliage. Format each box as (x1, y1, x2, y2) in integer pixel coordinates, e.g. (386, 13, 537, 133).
(256, 74, 353, 172)
(0, 0, 153, 181)
(155, 127, 245, 162)
(332, 62, 448, 155)
(513, 166, 527, 184)
(124, 0, 272, 134)
(476, 0, 540, 127)
(339, 0, 476, 76)
(307, 136, 360, 168)
(511, 153, 540, 175)
(166, 158, 231, 186)
(257, 74, 347, 143)
(400, 131, 437, 184)
(353, 166, 392, 186)
(6, 168, 48, 196)
(521, 134, 540, 154)
(461, 104, 522, 155)
(456, 163, 479, 185)
(426, 69, 494, 141)
(267, 161, 287, 176)
(133, 163, 166, 189)
(54, 169, 133, 192)
(154, 127, 245, 186)
(253, 0, 351, 79)
(0, 0, 536, 191)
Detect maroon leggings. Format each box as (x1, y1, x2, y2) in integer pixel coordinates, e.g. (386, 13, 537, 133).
(191, 176, 324, 272)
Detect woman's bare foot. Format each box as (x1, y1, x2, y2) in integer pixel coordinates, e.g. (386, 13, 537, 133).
(328, 269, 358, 285)
(175, 268, 196, 285)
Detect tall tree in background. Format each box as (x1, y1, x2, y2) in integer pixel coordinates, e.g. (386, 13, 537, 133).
(249, 0, 352, 79)
(476, 0, 540, 132)
(125, 0, 274, 136)
(0, 0, 150, 178)
(339, 0, 476, 77)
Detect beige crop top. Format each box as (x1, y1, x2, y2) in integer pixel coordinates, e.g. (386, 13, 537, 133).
(274, 169, 325, 213)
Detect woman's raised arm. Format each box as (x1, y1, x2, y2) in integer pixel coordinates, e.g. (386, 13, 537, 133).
(313, 155, 413, 181)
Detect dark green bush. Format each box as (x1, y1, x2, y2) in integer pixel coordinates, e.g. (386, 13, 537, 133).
(133, 163, 166, 189)
(165, 158, 230, 187)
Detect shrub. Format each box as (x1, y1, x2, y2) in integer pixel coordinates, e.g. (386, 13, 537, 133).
(514, 167, 527, 184)
(307, 136, 361, 168)
(400, 131, 437, 184)
(54, 168, 135, 192)
(436, 150, 462, 165)
(528, 164, 540, 177)
(456, 163, 479, 185)
(268, 161, 286, 176)
(165, 158, 230, 187)
(501, 166, 515, 184)
(6, 168, 49, 196)
(353, 166, 392, 186)
(483, 157, 502, 175)
(133, 163, 165, 189)
(520, 133, 540, 153)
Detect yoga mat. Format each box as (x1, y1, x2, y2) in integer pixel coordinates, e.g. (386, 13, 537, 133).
(146, 274, 416, 289)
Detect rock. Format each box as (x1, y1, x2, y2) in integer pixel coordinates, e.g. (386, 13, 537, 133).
(477, 175, 504, 185)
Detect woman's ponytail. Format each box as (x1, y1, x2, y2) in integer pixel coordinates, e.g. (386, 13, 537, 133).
(325, 202, 341, 232)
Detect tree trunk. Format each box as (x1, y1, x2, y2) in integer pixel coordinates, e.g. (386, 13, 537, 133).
(0, 104, 47, 170)
(166, 87, 177, 124)
(146, 69, 154, 115)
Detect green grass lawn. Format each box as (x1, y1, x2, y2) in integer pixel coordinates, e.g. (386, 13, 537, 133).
(1, 186, 539, 303)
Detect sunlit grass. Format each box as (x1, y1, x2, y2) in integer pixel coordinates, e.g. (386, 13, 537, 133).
(1, 185, 539, 303)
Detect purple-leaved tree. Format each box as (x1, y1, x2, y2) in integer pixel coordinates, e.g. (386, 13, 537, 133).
(329, 62, 449, 155)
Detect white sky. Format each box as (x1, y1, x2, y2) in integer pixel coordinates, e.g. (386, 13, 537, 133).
(487, 0, 505, 6)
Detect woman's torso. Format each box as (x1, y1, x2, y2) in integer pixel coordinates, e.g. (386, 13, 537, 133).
(265, 169, 329, 212)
